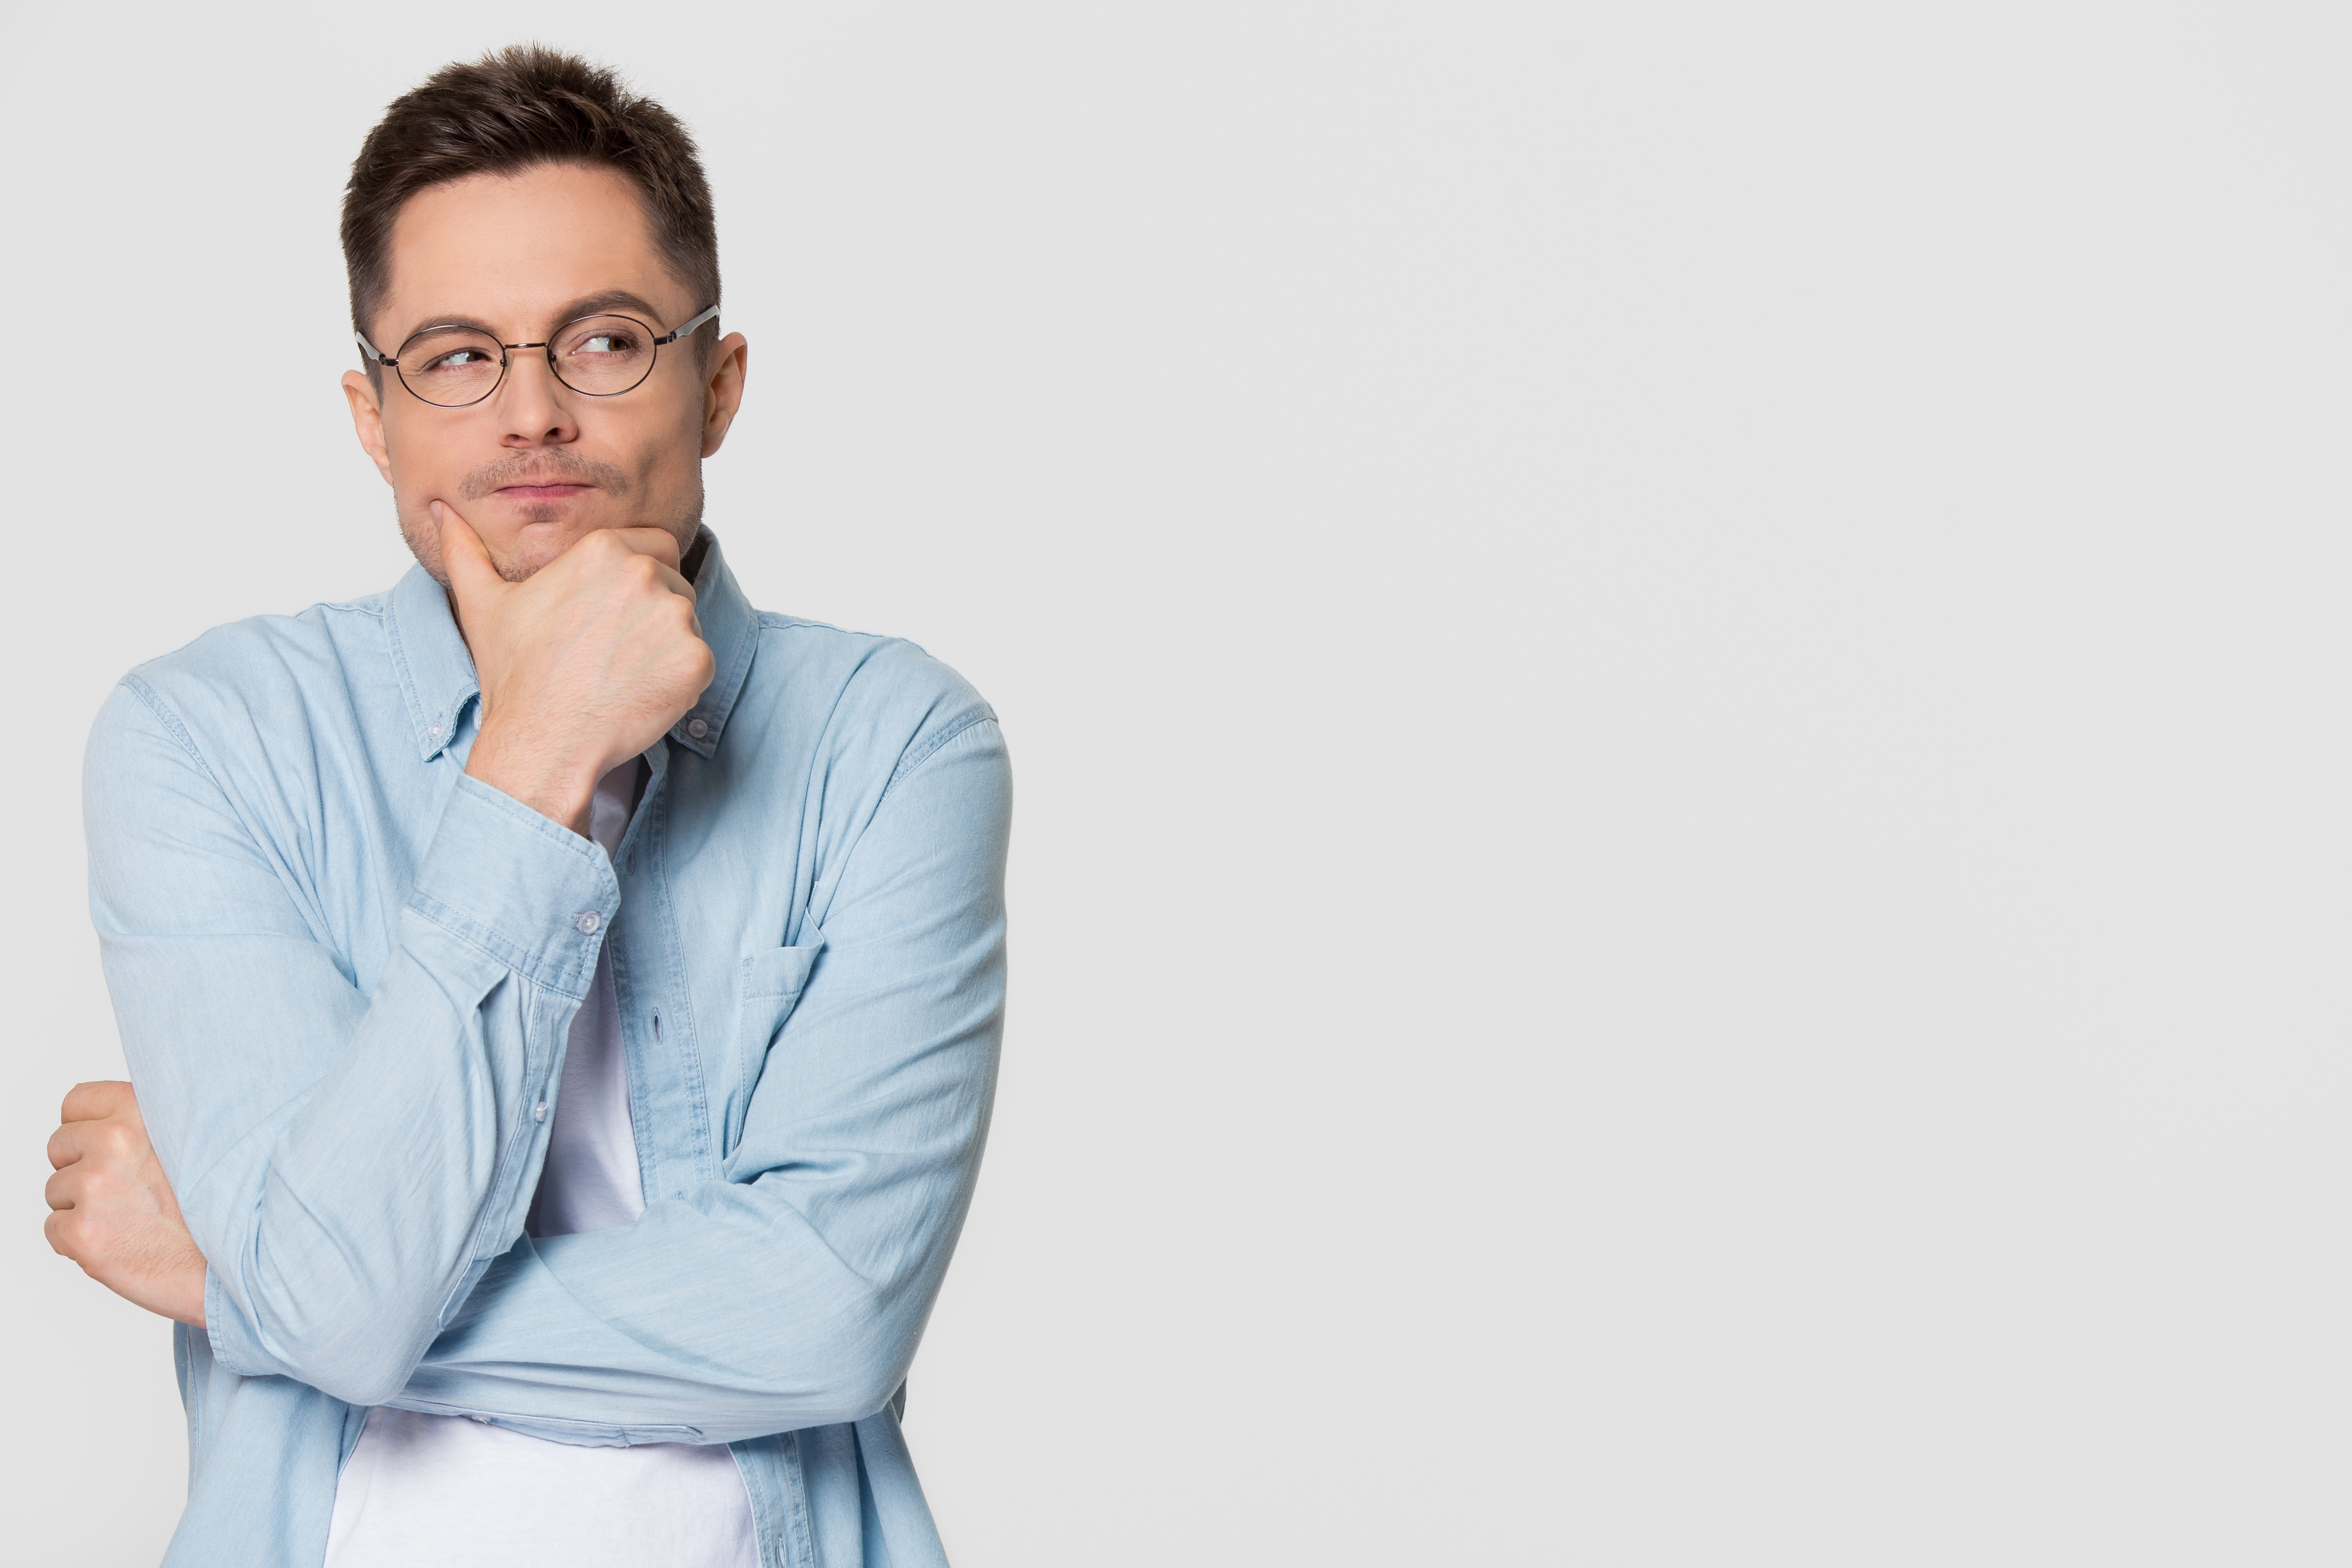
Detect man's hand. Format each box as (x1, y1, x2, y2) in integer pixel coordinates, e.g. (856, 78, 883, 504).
(45, 1081, 207, 1328)
(439, 502, 715, 835)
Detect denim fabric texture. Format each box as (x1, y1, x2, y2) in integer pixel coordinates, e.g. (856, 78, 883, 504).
(83, 530, 1011, 1568)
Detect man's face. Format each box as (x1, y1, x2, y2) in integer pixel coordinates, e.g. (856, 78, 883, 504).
(343, 161, 748, 583)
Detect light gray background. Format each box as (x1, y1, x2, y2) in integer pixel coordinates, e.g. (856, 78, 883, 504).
(0, 2, 2341, 1563)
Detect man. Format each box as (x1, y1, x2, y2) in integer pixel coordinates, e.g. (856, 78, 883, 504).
(42, 46, 1009, 1568)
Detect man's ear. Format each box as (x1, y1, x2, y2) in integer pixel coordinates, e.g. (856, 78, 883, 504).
(700, 332, 749, 458)
(342, 369, 396, 486)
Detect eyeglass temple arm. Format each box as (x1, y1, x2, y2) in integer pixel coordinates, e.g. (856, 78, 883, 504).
(354, 330, 397, 368)
(654, 305, 720, 345)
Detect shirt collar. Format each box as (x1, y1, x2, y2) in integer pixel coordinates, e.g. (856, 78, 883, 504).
(385, 525, 760, 764)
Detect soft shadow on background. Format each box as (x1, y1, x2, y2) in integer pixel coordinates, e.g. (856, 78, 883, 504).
(1, 3, 2342, 1564)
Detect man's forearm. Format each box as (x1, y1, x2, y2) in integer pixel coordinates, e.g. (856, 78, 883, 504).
(383, 719, 1009, 1441)
(89, 681, 624, 1407)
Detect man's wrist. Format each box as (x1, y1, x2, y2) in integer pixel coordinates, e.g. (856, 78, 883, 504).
(174, 1260, 210, 1330)
(465, 727, 600, 836)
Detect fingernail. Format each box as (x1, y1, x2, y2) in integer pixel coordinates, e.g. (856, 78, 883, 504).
(429, 500, 444, 524)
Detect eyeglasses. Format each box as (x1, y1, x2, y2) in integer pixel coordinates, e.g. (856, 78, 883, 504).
(356, 304, 719, 408)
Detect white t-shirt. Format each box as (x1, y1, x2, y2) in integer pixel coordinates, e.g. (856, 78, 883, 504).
(324, 762, 758, 1568)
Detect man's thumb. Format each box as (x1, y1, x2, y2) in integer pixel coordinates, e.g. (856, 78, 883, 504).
(435, 501, 501, 601)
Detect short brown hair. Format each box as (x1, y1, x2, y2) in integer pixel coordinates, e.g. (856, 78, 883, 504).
(341, 45, 720, 348)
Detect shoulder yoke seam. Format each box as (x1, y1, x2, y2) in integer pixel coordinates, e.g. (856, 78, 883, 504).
(118, 676, 230, 795)
(880, 711, 996, 804)
(756, 612, 894, 640)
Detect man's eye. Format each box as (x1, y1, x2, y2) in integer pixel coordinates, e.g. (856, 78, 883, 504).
(423, 348, 492, 371)
(575, 333, 634, 355)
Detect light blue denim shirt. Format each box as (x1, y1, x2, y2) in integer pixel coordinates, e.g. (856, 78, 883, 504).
(83, 530, 1011, 1568)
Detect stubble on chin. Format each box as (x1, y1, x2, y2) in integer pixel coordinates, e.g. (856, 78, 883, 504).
(397, 485, 708, 588)
(399, 507, 456, 589)
(396, 499, 559, 587)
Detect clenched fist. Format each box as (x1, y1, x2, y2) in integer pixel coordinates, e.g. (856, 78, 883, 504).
(45, 1080, 206, 1327)
(439, 501, 716, 834)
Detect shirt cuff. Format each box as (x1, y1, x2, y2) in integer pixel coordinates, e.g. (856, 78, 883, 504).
(402, 773, 622, 1001)
(205, 1261, 291, 1380)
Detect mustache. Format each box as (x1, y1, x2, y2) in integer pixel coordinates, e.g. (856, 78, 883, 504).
(460, 451, 631, 501)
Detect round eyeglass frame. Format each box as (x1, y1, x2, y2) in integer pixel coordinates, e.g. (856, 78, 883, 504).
(355, 304, 719, 408)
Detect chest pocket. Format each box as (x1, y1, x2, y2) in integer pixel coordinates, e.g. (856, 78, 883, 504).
(722, 934, 824, 1160)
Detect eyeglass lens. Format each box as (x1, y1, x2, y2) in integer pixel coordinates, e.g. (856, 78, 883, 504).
(398, 315, 660, 407)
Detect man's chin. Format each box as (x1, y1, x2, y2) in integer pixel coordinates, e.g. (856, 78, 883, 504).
(401, 502, 697, 587)
(496, 515, 617, 580)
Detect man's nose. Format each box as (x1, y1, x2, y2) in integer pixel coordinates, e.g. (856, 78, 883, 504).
(496, 349, 579, 446)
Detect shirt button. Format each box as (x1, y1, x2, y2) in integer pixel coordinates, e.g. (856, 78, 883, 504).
(687, 718, 710, 740)
(576, 910, 600, 934)
(533, 1100, 548, 1123)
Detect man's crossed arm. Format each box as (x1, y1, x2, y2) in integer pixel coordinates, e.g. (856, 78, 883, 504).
(50, 510, 1009, 1440)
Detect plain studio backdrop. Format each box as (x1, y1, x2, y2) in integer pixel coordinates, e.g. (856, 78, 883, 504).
(0, 2, 2343, 1563)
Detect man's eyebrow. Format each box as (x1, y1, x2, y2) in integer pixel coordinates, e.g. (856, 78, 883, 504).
(394, 291, 676, 348)
(551, 290, 669, 325)
(394, 309, 503, 344)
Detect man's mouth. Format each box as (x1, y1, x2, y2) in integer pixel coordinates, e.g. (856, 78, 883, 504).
(496, 482, 595, 502)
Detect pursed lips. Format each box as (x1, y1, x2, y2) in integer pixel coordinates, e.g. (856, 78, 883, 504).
(496, 482, 595, 501)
